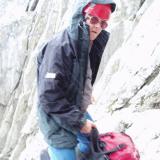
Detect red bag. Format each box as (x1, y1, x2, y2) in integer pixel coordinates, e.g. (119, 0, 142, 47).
(90, 128, 140, 160)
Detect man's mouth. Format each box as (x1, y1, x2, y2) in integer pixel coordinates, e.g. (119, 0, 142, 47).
(91, 31, 97, 34)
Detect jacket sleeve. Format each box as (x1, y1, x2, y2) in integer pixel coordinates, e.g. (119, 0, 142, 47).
(37, 40, 86, 132)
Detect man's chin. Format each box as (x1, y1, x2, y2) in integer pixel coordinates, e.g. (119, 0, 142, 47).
(90, 37, 97, 41)
(90, 35, 98, 41)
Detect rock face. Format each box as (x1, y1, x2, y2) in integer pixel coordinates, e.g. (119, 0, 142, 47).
(0, 0, 160, 159)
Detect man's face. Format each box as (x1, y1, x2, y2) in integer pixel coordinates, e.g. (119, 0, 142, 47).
(85, 15, 108, 41)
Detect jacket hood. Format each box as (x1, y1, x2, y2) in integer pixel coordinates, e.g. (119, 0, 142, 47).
(68, 0, 116, 39)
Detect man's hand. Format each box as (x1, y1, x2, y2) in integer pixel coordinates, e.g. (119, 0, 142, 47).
(80, 119, 96, 134)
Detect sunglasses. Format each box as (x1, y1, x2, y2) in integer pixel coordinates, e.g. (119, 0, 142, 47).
(86, 15, 108, 29)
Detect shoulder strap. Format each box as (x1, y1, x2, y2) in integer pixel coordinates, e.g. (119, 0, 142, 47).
(90, 128, 110, 160)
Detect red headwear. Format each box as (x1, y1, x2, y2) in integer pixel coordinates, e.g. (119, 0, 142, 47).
(83, 3, 111, 20)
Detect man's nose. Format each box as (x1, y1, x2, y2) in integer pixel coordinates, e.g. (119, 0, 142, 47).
(94, 22, 101, 28)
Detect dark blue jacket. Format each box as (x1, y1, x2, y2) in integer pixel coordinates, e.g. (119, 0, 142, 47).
(37, 23, 109, 148)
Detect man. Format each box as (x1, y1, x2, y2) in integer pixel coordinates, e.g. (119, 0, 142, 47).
(37, 0, 116, 160)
